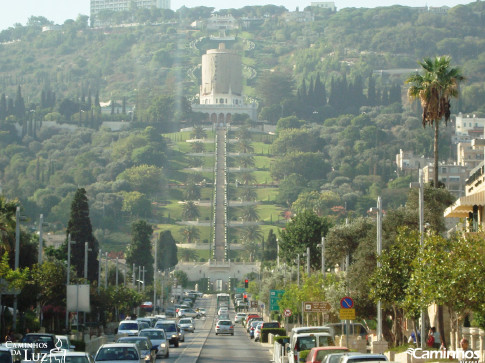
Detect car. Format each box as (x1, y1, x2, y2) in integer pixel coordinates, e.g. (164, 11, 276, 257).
(338, 354, 388, 363)
(323, 352, 362, 363)
(154, 320, 180, 347)
(196, 308, 206, 317)
(56, 335, 76, 352)
(215, 320, 234, 336)
(306, 347, 349, 363)
(217, 307, 228, 316)
(138, 329, 169, 359)
(178, 308, 200, 319)
(244, 314, 261, 327)
(41, 351, 95, 363)
(177, 326, 185, 343)
(0, 346, 21, 363)
(136, 318, 152, 327)
(117, 320, 140, 336)
(218, 313, 230, 321)
(94, 343, 142, 363)
(289, 327, 334, 353)
(249, 320, 262, 338)
(288, 332, 335, 363)
(235, 312, 247, 323)
(254, 322, 263, 341)
(178, 318, 195, 333)
(246, 317, 263, 333)
(19, 333, 56, 360)
(116, 336, 156, 363)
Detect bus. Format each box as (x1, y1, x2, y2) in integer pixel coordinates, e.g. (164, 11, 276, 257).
(216, 293, 230, 309)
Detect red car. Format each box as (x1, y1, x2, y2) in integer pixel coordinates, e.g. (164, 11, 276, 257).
(306, 346, 349, 363)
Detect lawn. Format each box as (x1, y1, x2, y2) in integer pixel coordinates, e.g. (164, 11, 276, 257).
(254, 155, 272, 169)
(154, 223, 212, 243)
(252, 141, 273, 155)
(256, 188, 279, 202)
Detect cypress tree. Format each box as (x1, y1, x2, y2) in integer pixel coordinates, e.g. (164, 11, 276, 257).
(314, 73, 327, 106)
(126, 220, 154, 284)
(65, 188, 99, 282)
(157, 230, 178, 270)
(94, 91, 100, 108)
(122, 97, 126, 115)
(14, 85, 25, 121)
(0, 94, 6, 120)
(308, 76, 315, 107)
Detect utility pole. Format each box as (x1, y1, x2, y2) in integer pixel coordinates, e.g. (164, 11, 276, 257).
(154, 236, 158, 311)
(97, 249, 102, 293)
(84, 242, 89, 280)
(377, 196, 383, 341)
(132, 263, 136, 287)
(142, 267, 146, 291)
(38, 214, 44, 265)
(306, 246, 310, 276)
(13, 207, 20, 331)
(65, 234, 72, 330)
(116, 257, 119, 287)
(104, 252, 108, 288)
(296, 254, 300, 286)
(419, 169, 426, 349)
(317, 236, 325, 277)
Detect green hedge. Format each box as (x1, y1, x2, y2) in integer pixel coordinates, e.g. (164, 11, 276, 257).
(71, 340, 86, 352)
(299, 350, 310, 361)
(274, 335, 289, 345)
(261, 328, 287, 343)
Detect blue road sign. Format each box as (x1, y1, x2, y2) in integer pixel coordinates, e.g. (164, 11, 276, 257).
(340, 296, 354, 309)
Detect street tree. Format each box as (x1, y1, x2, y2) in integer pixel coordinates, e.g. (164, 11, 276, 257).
(125, 220, 154, 284)
(179, 226, 200, 244)
(65, 188, 99, 282)
(406, 56, 464, 187)
(181, 201, 200, 220)
(157, 230, 178, 270)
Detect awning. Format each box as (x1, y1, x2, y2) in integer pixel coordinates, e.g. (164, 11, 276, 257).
(444, 190, 485, 218)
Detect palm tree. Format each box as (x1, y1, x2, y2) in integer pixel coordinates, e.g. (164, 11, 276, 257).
(182, 201, 200, 220)
(191, 125, 207, 139)
(236, 139, 254, 154)
(240, 205, 260, 222)
(191, 141, 205, 153)
(239, 172, 256, 185)
(179, 248, 198, 262)
(179, 226, 200, 244)
(237, 155, 255, 168)
(239, 225, 263, 244)
(184, 183, 201, 201)
(238, 187, 257, 202)
(406, 56, 464, 187)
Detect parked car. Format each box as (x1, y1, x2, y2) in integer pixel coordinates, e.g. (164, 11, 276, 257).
(338, 354, 388, 363)
(0, 346, 21, 363)
(94, 343, 142, 363)
(56, 335, 76, 352)
(249, 320, 262, 338)
(254, 322, 263, 341)
(117, 320, 140, 336)
(215, 320, 234, 336)
(154, 320, 180, 348)
(41, 352, 94, 363)
(261, 321, 281, 330)
(178, 318, 195, 333)
(244, 314, 261, 327)
(115, 336, 156, 363)
(306, 347, 349, 363)
(288, 332, 335, 363)
(247, 317, 263, 333)
(323, 352, 362, 363)
(138, 329, 169, 358)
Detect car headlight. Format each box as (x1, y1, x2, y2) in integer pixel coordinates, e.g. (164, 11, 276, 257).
(160, 343, 166, 348)
(144, 355, 150, 361)
(172, 334, 177, 338)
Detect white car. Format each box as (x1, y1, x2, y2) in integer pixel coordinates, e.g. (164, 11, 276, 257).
(235, 312, 247, 323)
(94, 343, 143, 363)
(178, 318, 195, 333)
(56, 335, 76, 352)
(41, 351, 95, 363)
(117, 320, 139, 336)
(178, 308, 200, 318)
(138, 329, 169, 358)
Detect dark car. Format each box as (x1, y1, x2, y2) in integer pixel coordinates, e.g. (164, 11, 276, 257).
(154, 321, 180, 347)
(20, 333, 56, 360)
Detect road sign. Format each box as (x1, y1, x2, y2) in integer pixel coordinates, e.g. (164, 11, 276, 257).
(269, 289, 285, 311)
(235, 287, 246, 293)
(339, 308, 356, 320)
(340, 296, 354, 309)
(283, 309, 292, 317)
(303, 301, 332, 313)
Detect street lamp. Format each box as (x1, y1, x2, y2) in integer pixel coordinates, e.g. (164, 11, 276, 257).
(294, 253, 300, 286)
(65, 234, 76, 330)
(377, 196, 383, 342)
(302, 247, 310, 276)
(316, 236, 325, 277)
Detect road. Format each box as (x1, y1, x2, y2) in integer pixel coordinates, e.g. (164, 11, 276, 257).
(154, 294, 271, 362)
(214, 127, 227, 261)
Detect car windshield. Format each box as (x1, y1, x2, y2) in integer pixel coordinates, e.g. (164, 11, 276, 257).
(296, 336, 316, 351)
(96, 347, 138, 361)
(316, 349, 348, 361)
(0, 351, 11, 363)
(22, 335, 55, 350)
(119, 323, 138, 330)
(179, 319, 191, 324)
(157, 324, 176, 332)
(140, 331, 165, 340)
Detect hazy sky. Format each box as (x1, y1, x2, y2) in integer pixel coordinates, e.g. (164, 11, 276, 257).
(0, 0, 474, 31)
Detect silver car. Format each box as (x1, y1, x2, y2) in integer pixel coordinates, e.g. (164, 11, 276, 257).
(138, 329, 169, 358)
(41, 352, 94, 363)
(94, 343, 144, 363)
(215, 320, 234, 336)
(178, 318, 195, 333)
(115, 336, 155, 363)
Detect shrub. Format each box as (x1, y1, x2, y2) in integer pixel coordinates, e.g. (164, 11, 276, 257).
(299, 350, 310, 361)
(274, 335, 289, 345)
(71, 340, 85, 352)
(261, 328, 287, 343)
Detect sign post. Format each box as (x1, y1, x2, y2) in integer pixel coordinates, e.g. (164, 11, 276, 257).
(340, 297, 355, 348)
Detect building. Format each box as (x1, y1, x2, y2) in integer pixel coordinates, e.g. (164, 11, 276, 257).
(206, 14, 238, 31)
(455, 113, 485, 137)
(457, 141, 484, 169)
(192, 43, 257, 123)
(423, 163, 468, 197)
(310, 2, 336, 11)
(395, 149, 433, 175)
(283, 10, 314, 23)
(90, 0, 170, 17)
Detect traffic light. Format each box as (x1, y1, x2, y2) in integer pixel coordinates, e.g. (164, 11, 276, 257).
(244, 279, 249, 288)
(243, 294, 248, 302)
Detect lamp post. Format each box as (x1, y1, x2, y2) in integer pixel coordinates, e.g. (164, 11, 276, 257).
(317, 236, 325, 277)
(97, 249, 102, 293)
(38, 214, 44, 265)
(104, 252, 108, 288)
(303, 247, 311, 276)
(377, 196, 383, 341)
(13, 207, 20, 331)
(295, 254, 300, 286)
(65, 234, 75, 330)
(418, 169, 426, 349)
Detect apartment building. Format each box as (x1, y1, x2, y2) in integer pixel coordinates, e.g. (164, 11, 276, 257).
(310, 2, 336, 11)
(457, 142, 484, 169)
(90, 0, 170, 16)
(423, 163, 468, 197)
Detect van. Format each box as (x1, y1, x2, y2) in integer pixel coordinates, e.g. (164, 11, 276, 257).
(117, 320, 140, 336)
(289, 326, 334, 350)
(288, 330, 334, 363)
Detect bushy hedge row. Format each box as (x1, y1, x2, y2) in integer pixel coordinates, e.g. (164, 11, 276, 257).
(261, 328, 287, 343)
(274, 335, 289, 345)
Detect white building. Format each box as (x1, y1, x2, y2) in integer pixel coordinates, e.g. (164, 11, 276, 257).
(90, 0, 170, 16)
(310, 2, 336, 11)
(455, 113, 485, 137)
